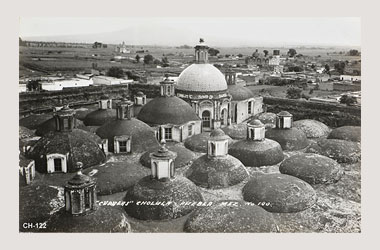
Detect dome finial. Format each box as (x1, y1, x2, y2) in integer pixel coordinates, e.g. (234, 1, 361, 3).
(75, 162, 84, 174)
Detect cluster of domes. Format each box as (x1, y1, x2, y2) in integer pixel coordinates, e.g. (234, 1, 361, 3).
(83, 95, 116, 126)
(184, 132, 234, 153)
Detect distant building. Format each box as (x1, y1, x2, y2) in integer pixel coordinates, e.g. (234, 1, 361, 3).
(340, 75, 361, 82)
(39, 78, 93, 91)
(92, 76, 131, 85)
(115, 41, 130, 54)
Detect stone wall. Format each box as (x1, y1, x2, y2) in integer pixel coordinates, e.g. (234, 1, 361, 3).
(263, 97, 361, 127)
(19, 84, 130, 114)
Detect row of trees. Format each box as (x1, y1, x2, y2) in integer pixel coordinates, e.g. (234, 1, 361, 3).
(134, 54, 169, 67)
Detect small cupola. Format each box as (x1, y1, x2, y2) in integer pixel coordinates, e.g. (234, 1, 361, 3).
(225, 69, 237, 86)
(160, 76, 175, 97)
(54, 104, 76, 132)
(247, 119, 265, 141)
(276, 111, 293, 129)
(99, 95, 112, 110)
(207, 129, 229, 157)
(116, 99, 134, 120)
(149, 141, 177, 181)
(134, 91, 146, 106)
(194, 38, 209, 63)
(64, 162, 97, 216)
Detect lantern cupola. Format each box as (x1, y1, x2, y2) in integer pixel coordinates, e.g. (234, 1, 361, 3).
(54, 104, 76, 132)
(134, 91, 146, 106)
(276, 111, 293, 129)
(99, 95, 112, 110)
(194, 38, 209, 63)
(64, 162, 97, 216)
(116, 99, 134, 120)
(207, 129, 229, 158)
(247, 119, 266, 141)
(160, 76, 175, 97)
(225, 69, 237, 86)
(149, 141, 177, 181)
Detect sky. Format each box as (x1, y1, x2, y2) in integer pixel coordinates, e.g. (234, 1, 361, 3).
(19, 17, 361, 47)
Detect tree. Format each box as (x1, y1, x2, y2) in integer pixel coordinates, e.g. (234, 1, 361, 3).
(161, 57, 169, 67)
(263, 50, 269, 57)
(26, 79, 41, 91)
(107, 67, 124, 78)
(348, 49, 360, 56)
(237, 53, 243, 58)
(245, 57, 250, 65)
(286, 87, 302, 99)
(287, 48, 297, 57)
(324, 64, 330, 73)
(143, 54, 154, 64)
(252, 49, 259, 58)
(334, 61, 346, 75)
(340, 95, 357, 106)
(208, 48, 220, 56)
(135, 54, 141, 63)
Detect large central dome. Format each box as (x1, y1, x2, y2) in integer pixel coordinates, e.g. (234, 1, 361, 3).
(177, 64, 228, 93)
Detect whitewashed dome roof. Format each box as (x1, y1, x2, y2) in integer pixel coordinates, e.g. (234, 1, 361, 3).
(177, 64, 228, 92)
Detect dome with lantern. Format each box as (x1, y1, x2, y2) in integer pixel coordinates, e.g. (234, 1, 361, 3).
(27, 106, 106, 173)
(229, 119, 284, 167)
(185, 129, 249, 189)
(83, 95, 116, 127)
(96, 99, 159, 153)
(123, 143, 204, 220)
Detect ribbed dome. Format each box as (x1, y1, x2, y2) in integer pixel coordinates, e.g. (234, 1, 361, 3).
(228, 85, 255, 101)
(177, 64, 228, 92)
(137, 96, 200, 125)
(248, 119, 264, 127)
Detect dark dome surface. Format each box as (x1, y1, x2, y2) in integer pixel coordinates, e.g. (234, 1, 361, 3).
(255, 112, 277, 128)
(137, 96, 200, 125)
(279, 153, 344, 185)
(243, 173, 317, 213)
(19, 126, 35, 139)
(184, 200, 278, 233)
(229, 139, 284, 167)
(228, 85, 255, 101)
(186, 154, 249, 189)
(19, 113, 52, 130)
(123, 176, 204, 220)
(293, 119, 330, 138)
(221, 124, 247, 140)
(35, 118, 87, 136)
(83, 109, 116, 126)
(96, 118, 159, 153)
(140, 144, 197, 169)
(327, 126, 361, 142)
(28, 129, 106, 173)
(184, 132, 234, 153)
(46, 206, 131, 232)
(306, 138, 361, 163)
(266, 128, 310, 151)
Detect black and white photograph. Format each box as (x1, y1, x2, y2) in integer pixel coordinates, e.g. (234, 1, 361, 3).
(16, 16, 364, 234)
